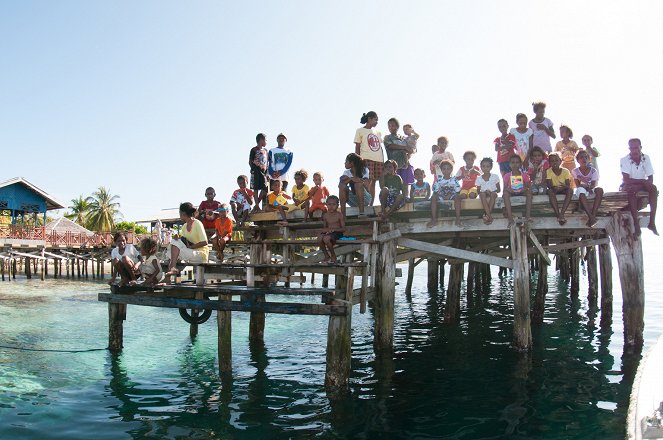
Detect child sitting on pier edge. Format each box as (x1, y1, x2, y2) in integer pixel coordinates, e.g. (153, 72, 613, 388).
(230, 175, 254, 228)
(249, 133, 269, 212)
(527, 146, 549, 195)
(530, 101, 556, 153)
(212, 204, 233, 262)
(502, 155, 533, 226)
(339, 153, 372, 218)
(573, 150, 604, 227)
(456, 150, 481, 201)
(494, 119, 517, 176)
(109, 231, 142, 286)
(546, 152, 574, 225)
(409, 168, 431, 203)
(266, 179, 296, 226)
(198, 187, 220, 239)
(268, 133, 294, 191)
(291, 169, 310, 218)
(138, 237, 163, 287)
(621, 138, 658, 236)
(427, 160, 461, 227)
(318, 195, 345, 264)
(476, 157, 501, 225)
(380, 160, 406, 220)
(308, 172, 330, 220)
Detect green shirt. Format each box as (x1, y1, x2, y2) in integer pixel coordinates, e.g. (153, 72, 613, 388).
(384, 174, 404, 193)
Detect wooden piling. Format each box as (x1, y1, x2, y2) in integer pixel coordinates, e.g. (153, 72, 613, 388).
(532, 238, 549, 325)
(108, 301, 124, 351)
(217, 293, 232, 374)
(189, 266, 205, 338)
(77, 258, 81, 278)
(249, 244, 266, 343)
(374, 236, 396, 351)
(570, 247, 580, 297)
(427, 257, 439, 292)
(606, 212, 645, 348)
(444, 263, 463, 324)
(26, 257, 32, 279)
(325, 266, 354, 387)
(322, 274, 329, 288)
(405, 257, 415, 296)
(598, 242, 613, 327)
(510, 223, 532, 351)
(439, 259, 446, 289)
(586, 245, 598, 306)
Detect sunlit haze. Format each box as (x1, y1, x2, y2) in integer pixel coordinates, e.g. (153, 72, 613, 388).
(2, 1, 661, 221)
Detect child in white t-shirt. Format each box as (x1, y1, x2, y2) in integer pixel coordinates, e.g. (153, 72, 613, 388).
(572, 149, 604, 227)
(138, 237, 164, 287)
(529, 101, 556, 153)
(475, 157, 501, 224)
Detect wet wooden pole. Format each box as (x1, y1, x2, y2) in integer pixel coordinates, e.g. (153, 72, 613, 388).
(532, 238, 549, 325)
(444, 263, 463, 323)
(607, 212, 645, 348)
(427, 258, 439, 292)
(217, 292, 232, 374)
(374, 236, 396, 351)
(599, 241, 613, 327)
(510, 223, 532, 351)
(248, 243, 266, 343)
(586, 245, 599, 307)
(325, 266, 354, 387)
(108, 287, 124, 351)
(189, 266, 205, 338)
(405, 257, 415, 296)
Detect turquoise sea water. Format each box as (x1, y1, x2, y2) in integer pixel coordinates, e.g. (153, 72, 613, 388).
(1, 242, 662, 439)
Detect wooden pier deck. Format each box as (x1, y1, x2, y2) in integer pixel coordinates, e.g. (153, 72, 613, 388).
(98, 192, 652, 387)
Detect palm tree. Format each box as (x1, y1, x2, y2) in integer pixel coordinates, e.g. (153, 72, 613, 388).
(86, 187, 122, 232)
(65, 195, 91, 225)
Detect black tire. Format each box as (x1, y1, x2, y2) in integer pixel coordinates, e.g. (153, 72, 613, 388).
(178, 307, 212, 324)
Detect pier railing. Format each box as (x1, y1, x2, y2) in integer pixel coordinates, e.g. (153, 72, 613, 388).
(0, 225, 169, 248)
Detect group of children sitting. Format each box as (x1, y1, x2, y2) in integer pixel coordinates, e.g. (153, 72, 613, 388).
(109, 102, 658, 285)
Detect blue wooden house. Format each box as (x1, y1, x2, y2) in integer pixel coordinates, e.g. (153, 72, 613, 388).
(0, 177, 64, 225)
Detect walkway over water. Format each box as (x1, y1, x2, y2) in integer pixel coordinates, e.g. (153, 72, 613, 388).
(99, 191, 651, 387)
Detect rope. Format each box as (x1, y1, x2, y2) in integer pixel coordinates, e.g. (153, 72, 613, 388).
(0, 344, 106, 353)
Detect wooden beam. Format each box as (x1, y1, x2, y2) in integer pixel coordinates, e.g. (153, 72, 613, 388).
(98, 292, 347, 316)
(545, 237, 611, 253)
(376, 229, 402, 243)
(397, 237, 513, 268)
(396, 240, 453, 262)
(528, 231, 551, 266)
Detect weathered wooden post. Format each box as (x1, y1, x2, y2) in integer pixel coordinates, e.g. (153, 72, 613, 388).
(606, 212, 645, 348)
(405, 257, 415, 296)
(444, 263, 463, 323)
(248, 243, 266, 343)
(325, 267, 354, 387)
(532, 238, 549, 325)
(466, 262, 475, 305)
(217, 293, 232, 374)
(439, 259, 446, 289)
(189, 266, 205, 338)
(108, 286, 124, 351)
(427, 258, 439, 292)
(510, 222, 532, 351)
(570, 245, 580, 297)
(586, 245, 598, 306)
(26, 257, 32, 279)
(598, 242, 613, 327)
(374, 235, 396, 351)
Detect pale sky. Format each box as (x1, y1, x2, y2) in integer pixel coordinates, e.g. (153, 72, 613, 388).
(2, 1, 661, 221)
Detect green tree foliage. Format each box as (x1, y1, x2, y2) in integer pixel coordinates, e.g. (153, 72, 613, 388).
(115, 221, 148, 235)
(65, 195, 91, 225)
(86, 187, 122, 232)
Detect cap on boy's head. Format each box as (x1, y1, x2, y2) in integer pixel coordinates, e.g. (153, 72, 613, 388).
(215, 206, 227, 213)
(277, 133, 287, 141)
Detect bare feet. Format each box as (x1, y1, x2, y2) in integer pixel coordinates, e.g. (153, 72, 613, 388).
(648, 223, 659, 236)
(427, 219, 437, 228)
(558, 215, 567, 225)
(587, 216, 598, 228)
(455, 219, 462, 227)
(486, 215, 494, 225)
(217, 251, 225, 262)
(634, 225, 642, 237)
(482, 214, 490, 225)
(276, 220, 289, 226)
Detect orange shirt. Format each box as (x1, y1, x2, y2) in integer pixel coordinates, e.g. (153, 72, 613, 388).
(214, 217, 233, 238)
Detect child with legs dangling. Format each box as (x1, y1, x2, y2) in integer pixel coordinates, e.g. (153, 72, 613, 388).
(318, 195, 346, 264)
(138, 237, 164, 287)
(573, 149, 604, 227)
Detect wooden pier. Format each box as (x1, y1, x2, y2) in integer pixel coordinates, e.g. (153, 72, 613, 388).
(98, 192, 652, 387)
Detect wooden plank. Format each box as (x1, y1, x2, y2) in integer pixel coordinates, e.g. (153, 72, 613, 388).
(545, 237, 611, 253)
(161, 284, 334, 296)
(396, 240, 454, 262)
(376, 229, 402, 243)
(528, 231, 552, 266)
(98, 292, 347, 316)
(397, 237, 513, 268)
